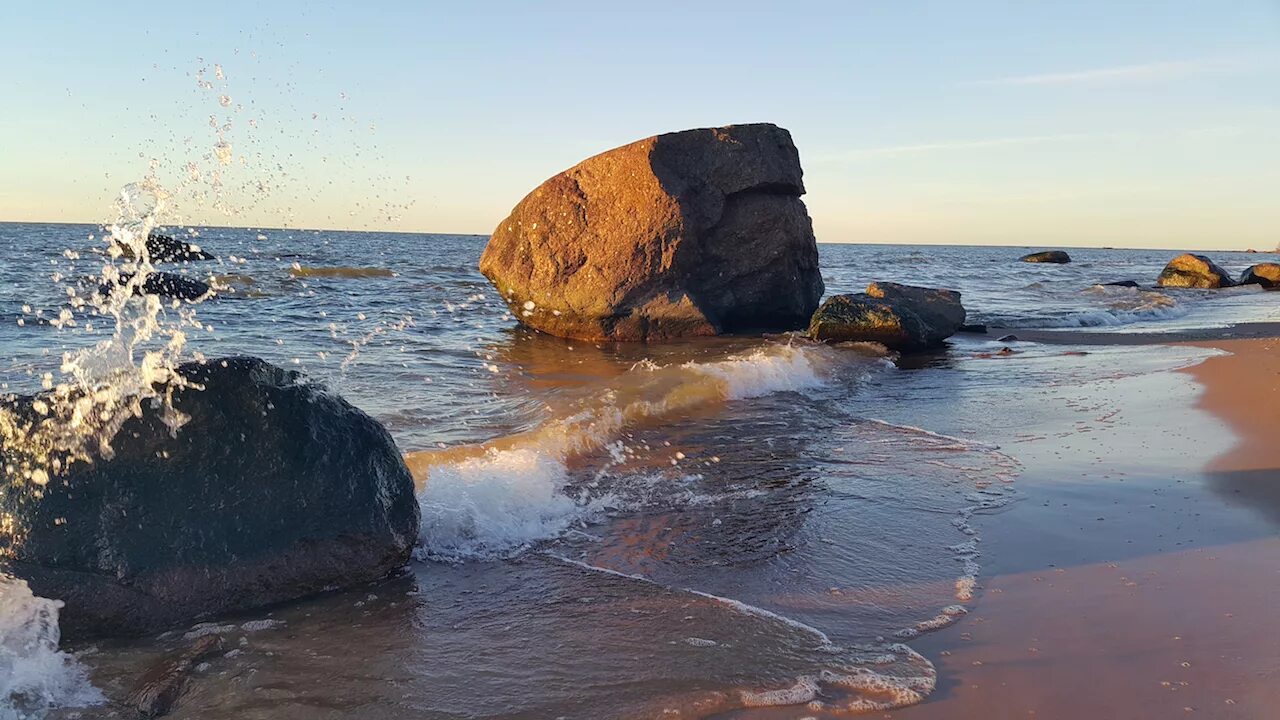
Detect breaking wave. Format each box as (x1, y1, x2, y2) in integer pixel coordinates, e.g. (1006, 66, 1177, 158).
(408, 343, 852, 561)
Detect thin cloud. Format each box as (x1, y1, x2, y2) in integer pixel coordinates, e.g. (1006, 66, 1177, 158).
(814, 125, 1249, 164)
(815, 132, 1118, 162)
(964, 58, 1234, 87)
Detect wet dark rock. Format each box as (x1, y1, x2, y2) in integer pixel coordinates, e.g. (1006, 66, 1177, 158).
(125, 635, 224, 717)
(1238, 263, 1280, 288)
(808, 282, 965, 351)
(958, 323, 988, 334)
(1, 357, 419, 640)
(1156, 254, 1236, 289)
(101, 272, 212, 301)
(1020, 250, 1071, 264)
(114, 233, 215, 262)
(997, 334, 1019, 342)
(1102, 280, 1140, 288)
(479, 123, 823, 341)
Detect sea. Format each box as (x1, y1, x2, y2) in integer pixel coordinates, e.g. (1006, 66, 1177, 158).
(2, 219, 1279, 718)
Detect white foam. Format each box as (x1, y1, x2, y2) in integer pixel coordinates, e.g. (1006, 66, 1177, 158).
(0, 576, 103, 718)
(416, 449, 603, 561)
(685, 344, 826, 400)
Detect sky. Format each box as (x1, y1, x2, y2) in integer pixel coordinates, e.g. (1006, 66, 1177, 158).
(0, 1, 1277, 248)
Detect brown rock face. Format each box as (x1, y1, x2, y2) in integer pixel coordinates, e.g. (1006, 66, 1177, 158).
(1156, 254, 1236, 288)
(479, 124, 824, 341)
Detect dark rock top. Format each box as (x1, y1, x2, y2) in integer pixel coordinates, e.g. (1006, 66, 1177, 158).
(1020, 250, 1071, 264)
(1, 357, 419, 639)
(113, 233, 215, 262)
(479, 123, 824, 341)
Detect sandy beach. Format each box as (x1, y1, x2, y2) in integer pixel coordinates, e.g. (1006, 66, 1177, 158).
(875, 332, 1280, 720)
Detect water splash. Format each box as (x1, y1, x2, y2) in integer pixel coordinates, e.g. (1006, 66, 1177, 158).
(0, 576, 103, 718)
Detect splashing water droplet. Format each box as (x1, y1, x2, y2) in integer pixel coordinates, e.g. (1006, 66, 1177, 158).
(214, 140, 233, 165)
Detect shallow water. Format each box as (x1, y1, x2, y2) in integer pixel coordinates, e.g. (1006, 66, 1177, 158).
(2, 223, 1277, 717)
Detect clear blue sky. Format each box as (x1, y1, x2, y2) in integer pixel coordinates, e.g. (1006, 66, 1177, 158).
(1, 1, 1277, 248)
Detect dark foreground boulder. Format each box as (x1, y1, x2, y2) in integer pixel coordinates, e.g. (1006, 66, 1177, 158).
(479, 123, 824, 341)
(809, 282, 965, 351)
(101, 272, 212, 301)
(1156, 254, 1235, 288)
(0, 357, 419, 639)
(113, 233, 215, 262)
(1239, 263, 1280, 288)
(1020, 250, 1071, 264)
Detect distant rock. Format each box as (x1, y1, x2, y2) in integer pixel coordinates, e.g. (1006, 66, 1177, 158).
(114, 233, 215, 262)
(958, 323, 988, 334)
(479, 123, 824, 341)
(102, 272, 212, 301)
(1239, 263, 1280, 288)
(809, 282, 965, 351)
(1020, 250, 1071, 264)
(1, 357, 419, 639)
(1156, 254, 1236, 289)
(1101, 280, 1140, 288)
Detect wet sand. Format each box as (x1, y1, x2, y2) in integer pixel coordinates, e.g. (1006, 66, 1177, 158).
(886, 334, 1280, 719)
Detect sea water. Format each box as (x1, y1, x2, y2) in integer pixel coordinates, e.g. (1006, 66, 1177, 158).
(2, 223, 1278, 717)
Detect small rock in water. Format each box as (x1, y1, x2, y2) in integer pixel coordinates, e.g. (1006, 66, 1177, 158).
(996, 334, 1019, 343)
(1019, 250, 1071, 264)
(1157, 254, 1235, 289)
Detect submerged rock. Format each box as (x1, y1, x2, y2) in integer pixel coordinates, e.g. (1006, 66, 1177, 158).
(809, 282, 965, 351)
(1239, 263, 1280, 288)
(101, 272, 212, 301)
(0, 357, 419, 639)
(1156, 254, 1235, 288)
(1101, 280, 1140, 288)
(479, 123, 824, 341)
(126, 635, 224, 717)
(113, 233, 215, 262)
(1020, 250, 1071, 264)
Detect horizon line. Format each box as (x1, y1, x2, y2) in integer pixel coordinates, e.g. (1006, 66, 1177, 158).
(0, 219, 1270, 254)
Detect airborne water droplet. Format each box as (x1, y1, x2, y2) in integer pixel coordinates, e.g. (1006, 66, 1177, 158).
(214, 140, 233, 166)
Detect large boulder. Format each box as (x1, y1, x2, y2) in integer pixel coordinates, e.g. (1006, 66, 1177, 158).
(0, 357, 419, 639)
(478, 123, 824, 341)
(1239, 263, 1280, 288)
(809, 282, 965, 351)
(1156, 254, 1235, 288)
(1020, 250, 1071, 264)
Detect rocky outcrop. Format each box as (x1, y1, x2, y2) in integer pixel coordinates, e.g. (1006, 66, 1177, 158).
(1, 357, 419, 639)
(479, 123, 824, 341)
(1239, 263, 1280, 288)
(113, 233, 215, 262)
(809, 282, 965, 351)
(1156, 254, 1236, 288)
(102, 272, 212, 301)
(1020, 251, 1071, 264)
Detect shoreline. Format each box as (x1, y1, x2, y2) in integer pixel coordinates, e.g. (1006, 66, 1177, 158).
(884, 328, 1280, 719)
(983, 320, 1280, 346)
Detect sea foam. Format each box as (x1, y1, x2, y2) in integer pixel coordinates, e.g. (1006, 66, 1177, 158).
(0, 576, 102, 719)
